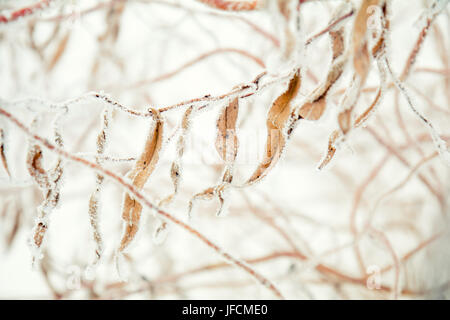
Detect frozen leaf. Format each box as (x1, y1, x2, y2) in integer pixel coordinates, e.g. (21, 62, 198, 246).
(88, 109, 111, 264)
(189, 98, 240, 216)
(352, 0, 381, 82)
(297, 28, 345, 122)
(215, 98, 239, 163)
(159, 106, 195, 207)
(119, 109, 164, 252)
(26, 116, 65, 263)
(245, 69, 300, 186)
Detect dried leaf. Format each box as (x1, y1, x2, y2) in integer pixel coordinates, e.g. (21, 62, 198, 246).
(245, 69, 300, 185)
(188, 98, 240, 216)
(188, 187, 215, 217)
(215, 97, 239, 163)
(352, 0, 380, 82)
(330, 29, 345, 60)
(119, 109, 164, 252)
(88, 109, 111, 263)
(335, 0, 382, 134)
(293, 28, 346, 125)
(298, 54, 345, 120)
(338, 109, 352, 134)
(318, 130, 340, 170)
(27, 144, 49, 189)
(298, 96, 327, 121)
(159, 106, 195, 207)
(27, 140, 64, 254)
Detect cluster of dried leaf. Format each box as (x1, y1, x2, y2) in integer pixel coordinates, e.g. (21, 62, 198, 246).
(0, 0, 449, 299)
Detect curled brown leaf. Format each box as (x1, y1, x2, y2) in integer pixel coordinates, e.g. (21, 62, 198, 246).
(119, 109, 164, 252)
(159, 106, 195, 207)
(189, 97, 240, 216)
(88, 109, 111, 263)
(245, 69, 300, 186)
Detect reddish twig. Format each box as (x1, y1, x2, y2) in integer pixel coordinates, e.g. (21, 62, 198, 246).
(0, 0, 53, 24)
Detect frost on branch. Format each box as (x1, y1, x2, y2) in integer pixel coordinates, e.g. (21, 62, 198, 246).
(0, 0, 449, 300)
